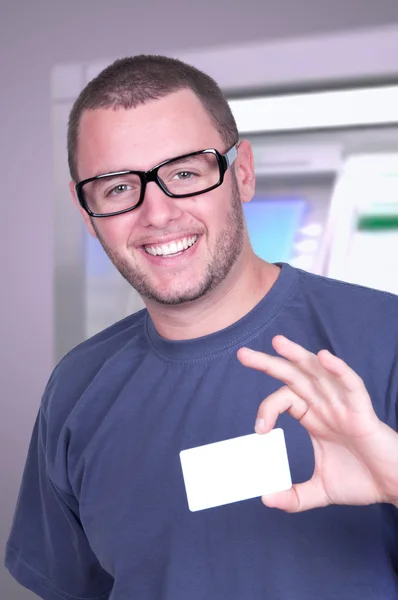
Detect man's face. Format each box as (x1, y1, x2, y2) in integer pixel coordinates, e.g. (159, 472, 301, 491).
(72, 89, 255, 306)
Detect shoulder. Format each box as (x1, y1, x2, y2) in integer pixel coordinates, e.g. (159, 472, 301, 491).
(42, 308, 149, 423)
(283, 264, 398, 369)
(291, 266, 398, 391)
(295, 267, 398, 325)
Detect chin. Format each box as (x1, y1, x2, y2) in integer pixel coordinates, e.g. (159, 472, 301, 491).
(142, 279, 213, 306)
(146, 289, 204, 306)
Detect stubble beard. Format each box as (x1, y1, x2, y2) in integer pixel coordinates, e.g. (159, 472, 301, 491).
(91, 176, 245, 306)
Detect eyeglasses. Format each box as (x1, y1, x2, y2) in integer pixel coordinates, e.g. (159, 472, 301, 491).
(75, 144, 238, 218)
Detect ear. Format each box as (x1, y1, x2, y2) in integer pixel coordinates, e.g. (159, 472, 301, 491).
(69, 181, 97, 238)
(233, 139, 255, 204)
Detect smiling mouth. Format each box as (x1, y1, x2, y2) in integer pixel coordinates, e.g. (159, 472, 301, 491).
(143, 235, 199, 257)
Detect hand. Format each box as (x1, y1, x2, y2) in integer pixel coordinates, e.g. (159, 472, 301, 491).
(237, 335, 398, 512)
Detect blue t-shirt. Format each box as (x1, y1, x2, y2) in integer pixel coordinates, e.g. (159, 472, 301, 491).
(5, 264, 398, 599)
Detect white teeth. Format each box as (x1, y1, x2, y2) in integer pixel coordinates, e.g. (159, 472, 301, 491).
(145, 235, 198, 256)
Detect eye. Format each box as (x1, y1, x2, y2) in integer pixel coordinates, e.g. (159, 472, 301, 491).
(172, 171, 196, 180)
(109, 183, 132, 196)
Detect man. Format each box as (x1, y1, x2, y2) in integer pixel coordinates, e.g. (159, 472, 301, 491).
(5, 55, 398, 599)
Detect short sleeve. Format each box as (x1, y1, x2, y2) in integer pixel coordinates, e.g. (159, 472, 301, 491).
(4, 408, 114, 600)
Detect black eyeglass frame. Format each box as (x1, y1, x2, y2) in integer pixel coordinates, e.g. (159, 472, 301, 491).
(75, 144, 238, 218)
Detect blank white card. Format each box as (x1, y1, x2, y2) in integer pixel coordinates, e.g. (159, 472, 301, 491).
(179, 429, 292, 512)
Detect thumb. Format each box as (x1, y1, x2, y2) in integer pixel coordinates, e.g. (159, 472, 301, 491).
(262, 479, 330, 513)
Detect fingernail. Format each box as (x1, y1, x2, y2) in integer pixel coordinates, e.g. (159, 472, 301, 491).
(255, 418, 265, 433)
(243, 347, 258, 355)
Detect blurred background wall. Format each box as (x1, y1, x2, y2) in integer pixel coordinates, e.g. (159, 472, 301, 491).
(3, 1, 398, 597)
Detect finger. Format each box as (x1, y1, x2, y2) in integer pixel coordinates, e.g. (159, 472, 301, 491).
(237, 346, 291, 374)
(261, 478, 330, 513)
(317, 349, 366, 395)
(237, 347, 308, 388)
(272, 335, 329, 384)
(237, 347, 322, 406)
(273, 336, 365, 397)
(273, 337, 362, 406)
(255, 385, 309, 434)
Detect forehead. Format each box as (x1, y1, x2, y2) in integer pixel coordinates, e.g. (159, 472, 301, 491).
(76, 89, 224, 179)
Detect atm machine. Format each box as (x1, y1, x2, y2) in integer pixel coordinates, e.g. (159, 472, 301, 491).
(242, 143, 398, 296)
(242, 140, 341, 275)
(323, 153, 398, 295)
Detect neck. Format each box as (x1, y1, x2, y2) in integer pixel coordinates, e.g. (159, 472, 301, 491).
(144, 255, 280, 341)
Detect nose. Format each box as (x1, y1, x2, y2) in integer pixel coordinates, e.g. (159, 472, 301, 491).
(138, 180, 183, 229)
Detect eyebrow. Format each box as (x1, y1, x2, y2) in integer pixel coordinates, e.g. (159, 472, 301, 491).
(165, 154, 210, 165)
(94, 168, 135, 178)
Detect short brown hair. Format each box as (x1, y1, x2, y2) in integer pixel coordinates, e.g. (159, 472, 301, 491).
(67, 55, 239, 182)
